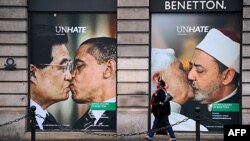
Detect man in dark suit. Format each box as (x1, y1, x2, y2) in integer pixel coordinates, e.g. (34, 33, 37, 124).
(30, 25, 72, 130)
(188, 28, 241, 131)
(73, 106, 116, 131)
(70, 37, 116, 131)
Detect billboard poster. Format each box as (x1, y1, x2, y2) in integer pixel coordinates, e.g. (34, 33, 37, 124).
(150, 12, 241, 132)
(29, 13, 117, 132)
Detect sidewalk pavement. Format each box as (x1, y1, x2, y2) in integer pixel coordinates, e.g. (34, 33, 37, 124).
(0, 138, 223, 141)
(0, 135, 224, 141)
(0, 132, 224, 141)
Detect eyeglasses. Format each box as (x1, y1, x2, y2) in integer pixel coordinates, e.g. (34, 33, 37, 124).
(40, 61, 73, 74)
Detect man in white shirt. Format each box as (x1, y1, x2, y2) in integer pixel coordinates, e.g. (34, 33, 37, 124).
(70, 37, 116, 131)
(30, 25, 72, 130)
(151, 48, 208, 131)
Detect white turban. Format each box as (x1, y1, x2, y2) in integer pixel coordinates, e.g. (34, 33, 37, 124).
(197, 28, 240, 73)
(151, 48, 176, 75)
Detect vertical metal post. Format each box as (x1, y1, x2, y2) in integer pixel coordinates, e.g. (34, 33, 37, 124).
(30, 106, 36, 141)
(195, 107, 200, 141)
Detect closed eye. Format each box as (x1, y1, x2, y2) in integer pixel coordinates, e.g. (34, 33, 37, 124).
(74, 60, 86, 73)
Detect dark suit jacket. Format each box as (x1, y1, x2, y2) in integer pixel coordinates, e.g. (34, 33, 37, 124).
(73, 109, 116, 131)
(200, 91, 241, 131)
(181, 89, 241, 131)
(35, 112, 59, 130)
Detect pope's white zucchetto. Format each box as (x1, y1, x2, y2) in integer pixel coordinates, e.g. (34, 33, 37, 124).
(151, 48, 176, 75)
(197, 28, 240, 73)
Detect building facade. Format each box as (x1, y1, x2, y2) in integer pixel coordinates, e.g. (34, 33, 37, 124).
(0, 0, 249, 140)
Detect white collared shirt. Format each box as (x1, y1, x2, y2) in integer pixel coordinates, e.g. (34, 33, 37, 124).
(170, 101, 181, 113)
(91, 97, 116, 125)
(30, 99, 48, 130)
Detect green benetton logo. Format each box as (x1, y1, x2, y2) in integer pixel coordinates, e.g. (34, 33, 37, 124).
(212, 103, 240, 112)
(90, 102, 116, 111)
